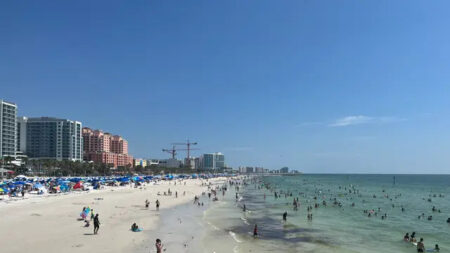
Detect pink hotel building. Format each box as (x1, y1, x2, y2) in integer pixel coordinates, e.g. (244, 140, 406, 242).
(82, 127, 133, 167)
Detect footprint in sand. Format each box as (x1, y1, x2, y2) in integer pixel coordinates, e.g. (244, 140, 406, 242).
(31, 213, 42, 216)
(72, 244, 83, 248)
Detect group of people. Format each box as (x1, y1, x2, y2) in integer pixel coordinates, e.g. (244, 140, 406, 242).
(404, 233, 440, 252)
(79, 206, 100, 235)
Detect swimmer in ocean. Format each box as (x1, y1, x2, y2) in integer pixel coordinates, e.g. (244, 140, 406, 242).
(417, 238, 425, 252)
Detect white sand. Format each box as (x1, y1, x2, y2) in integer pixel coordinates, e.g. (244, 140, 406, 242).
(0, 178, 223, 253)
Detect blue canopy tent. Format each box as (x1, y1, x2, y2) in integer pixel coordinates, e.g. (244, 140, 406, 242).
(33, 183, 44, 189)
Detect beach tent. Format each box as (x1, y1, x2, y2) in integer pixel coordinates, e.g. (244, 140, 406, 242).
(73, 182, 83, 190)
(33, 183, 44, 189)
(14, 175, 27, 182)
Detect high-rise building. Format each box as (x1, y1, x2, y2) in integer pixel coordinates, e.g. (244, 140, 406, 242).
(16, 116, 28, 153)
(184, 157, 197, 169)
(25, 117, 83, 161)
(82, 128, 133, 167)
(280, 167, 289, 173)
(0, 100, 17, 159)
(200, 152, 225, 170)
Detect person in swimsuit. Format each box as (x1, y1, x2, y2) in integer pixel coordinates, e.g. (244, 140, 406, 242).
(156, 199, 160, 210)
(411, 232, 417, 242)
(404, 233, 410, 241)
(253, 224, 258, 237)
(417, 238, 425, 252)
(93, 214, 100, 234)
(283, 211, 287, 222)
(434, 244, 440, 252)
(156, 239, 163, 253)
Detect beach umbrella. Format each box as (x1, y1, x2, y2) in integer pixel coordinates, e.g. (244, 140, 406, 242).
(33, 183, 44, 189)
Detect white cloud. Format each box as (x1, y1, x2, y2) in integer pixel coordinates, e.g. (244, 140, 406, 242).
(329, 115, 405, 127)
(330, 115, 373, 127)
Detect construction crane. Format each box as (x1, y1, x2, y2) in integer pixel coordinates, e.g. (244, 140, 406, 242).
(162, 145, 198, 160)
(162, 145, 177, 159)
(172, 140, 198, 161)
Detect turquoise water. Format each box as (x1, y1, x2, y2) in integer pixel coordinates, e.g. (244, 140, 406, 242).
(202, 174, 450, 253)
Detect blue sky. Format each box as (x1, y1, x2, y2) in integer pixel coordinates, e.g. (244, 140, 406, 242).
(1, 0, 450, 173)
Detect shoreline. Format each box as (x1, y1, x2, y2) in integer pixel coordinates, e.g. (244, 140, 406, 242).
(0, 177, 228, 253)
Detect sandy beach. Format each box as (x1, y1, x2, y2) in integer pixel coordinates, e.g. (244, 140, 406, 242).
(0, 178, 225, 253)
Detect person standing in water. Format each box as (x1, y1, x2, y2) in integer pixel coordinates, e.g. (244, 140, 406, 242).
(93, 214, 100, 234)
(253, 224, 258, 237)
(155, 239, 163, 253)
(417, 238, 425, 252)
(283, 211, 287, 222)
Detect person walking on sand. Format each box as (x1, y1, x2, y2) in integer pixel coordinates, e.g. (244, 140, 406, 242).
(90, 209, 95, 221)
(156, 239, 163, 253)
(156, 199, 160, 210)
(93, 214, 100, 234)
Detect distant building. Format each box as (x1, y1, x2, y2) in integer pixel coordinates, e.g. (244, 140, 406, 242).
(238, 166, 256, 173)
(280, 167, 289, 173)
(184, 157, 197, 169)
(25, 117, 82, 161)
(134, 158, 147, 167)
(200, 152, 225, 170)
(0, 99, 17, 159)
(194, 157, 201, 170)
(147, 159, 160, 166)
(255, 167, 265, 173)
(158, 158, 182, 168)
(82, 128, 133, 167)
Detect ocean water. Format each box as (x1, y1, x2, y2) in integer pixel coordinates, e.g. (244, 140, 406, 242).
(202, 174, 450, 253)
